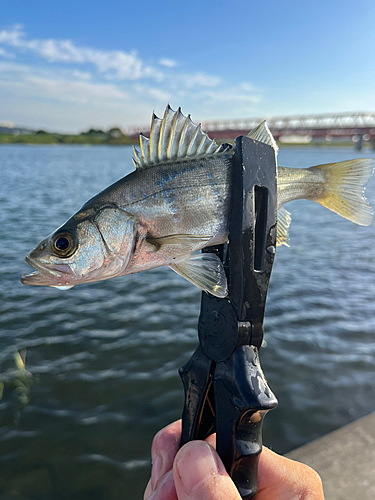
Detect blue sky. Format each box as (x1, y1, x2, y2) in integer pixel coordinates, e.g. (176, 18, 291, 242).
(1, 0, 374, 133)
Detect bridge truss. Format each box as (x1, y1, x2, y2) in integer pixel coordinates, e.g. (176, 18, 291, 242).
(125, 112, 375, 142)
(202, 112, 375, 140)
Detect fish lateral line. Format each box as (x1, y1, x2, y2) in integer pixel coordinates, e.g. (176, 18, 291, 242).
(20, 104, 374, 294)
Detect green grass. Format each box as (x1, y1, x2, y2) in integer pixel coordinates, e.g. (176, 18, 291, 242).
(0, 132, 137, 145)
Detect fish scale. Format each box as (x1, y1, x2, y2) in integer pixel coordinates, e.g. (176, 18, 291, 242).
(21, 105, 373, 295)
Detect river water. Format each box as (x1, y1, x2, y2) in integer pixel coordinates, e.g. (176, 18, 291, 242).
(1, 145, 374, 499)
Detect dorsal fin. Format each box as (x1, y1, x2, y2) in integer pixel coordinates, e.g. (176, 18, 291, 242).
(132, 105, 227, 169)
(247, 121, 279, 155)
(150, 113, 162, 164)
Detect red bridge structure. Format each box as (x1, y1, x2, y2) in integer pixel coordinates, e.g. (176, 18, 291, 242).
(126, 112, 375, 149)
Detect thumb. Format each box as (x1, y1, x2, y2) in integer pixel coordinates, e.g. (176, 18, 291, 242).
(173, 441, 240, 500)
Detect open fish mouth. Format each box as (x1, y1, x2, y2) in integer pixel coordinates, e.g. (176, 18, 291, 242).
(21, 255, 72, 287)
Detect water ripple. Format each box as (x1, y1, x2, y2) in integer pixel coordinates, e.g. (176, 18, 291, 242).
(0, 145, 374, 498)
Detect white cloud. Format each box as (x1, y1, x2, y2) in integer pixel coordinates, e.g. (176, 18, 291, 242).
(159, 58, 177, 68)
(184, 73, 221, 88)
(203, 89, 261, 103)
(0, 25, 162, 81)
(0, 93, 150, 133)
(0, 25, 265, 131)
(238, 83, 255, 92)
(72, 70, 92, 81)
(194, 82, 262, 105)
(0, 61, 30, 73)
(0, 47, 14, 58)
(0, 24, 23, 45)
(25, 76, 128, 104)
(0, 62, 128, 109)
(133, 84, 170, 102)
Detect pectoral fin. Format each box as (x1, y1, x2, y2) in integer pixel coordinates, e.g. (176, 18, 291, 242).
(148, 233, 212, 246)
(147, 233, 212, 253)
(169, 253, 228, 298)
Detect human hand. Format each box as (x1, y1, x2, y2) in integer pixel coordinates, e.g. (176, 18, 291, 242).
(144, 420, 324, 500)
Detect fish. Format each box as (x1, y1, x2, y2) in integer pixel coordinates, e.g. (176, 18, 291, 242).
(21, 105, 374, 298)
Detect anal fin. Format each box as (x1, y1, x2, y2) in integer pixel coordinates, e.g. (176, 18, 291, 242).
(277, 207, 291, 247)
(169, 253, 228, 298)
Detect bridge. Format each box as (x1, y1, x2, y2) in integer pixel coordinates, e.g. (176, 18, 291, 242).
(125, 112, 375, 148)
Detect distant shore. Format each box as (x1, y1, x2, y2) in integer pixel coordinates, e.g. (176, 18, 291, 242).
(2, 127, 374, 149)
(0, 129, 136, 146)
(0, 133, 369, 149)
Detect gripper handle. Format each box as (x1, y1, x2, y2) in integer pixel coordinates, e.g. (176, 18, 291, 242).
(228, 409, 270, 499)
(214, 346, 278, 499)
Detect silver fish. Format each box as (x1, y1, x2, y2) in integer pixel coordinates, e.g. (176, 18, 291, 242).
(21, 105, 374, 297)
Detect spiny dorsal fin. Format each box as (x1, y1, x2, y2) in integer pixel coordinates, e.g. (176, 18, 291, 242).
(247, 121, 279, 155)
(132, 105, 226, 169)
(150, 113, 162, 164)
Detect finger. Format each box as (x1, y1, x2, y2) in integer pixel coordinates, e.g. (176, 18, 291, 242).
(257, 447, 324, 500)
(149, 420, 182, 492)
(173, 441, 241, 500)
(144, 478, 152, 500)
(146, 470, 178, 500)
(204, 433, 216, 449)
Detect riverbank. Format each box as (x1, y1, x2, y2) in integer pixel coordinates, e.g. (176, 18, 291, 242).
(0, 134, 371, 149)
(286, 411, 375, 500)
(0, 130, 135, 145)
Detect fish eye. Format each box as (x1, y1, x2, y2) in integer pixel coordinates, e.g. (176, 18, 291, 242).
(51, 232, 77, 258)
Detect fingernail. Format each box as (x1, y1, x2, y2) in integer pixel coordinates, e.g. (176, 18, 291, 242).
(147, 470, 175, 500)
(151, 453, 164, 491)
(146, 489, 155, 500)
(176, 441, 219, 494)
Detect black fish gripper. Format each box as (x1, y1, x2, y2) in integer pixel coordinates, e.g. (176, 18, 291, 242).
(179, 135, 278, 499)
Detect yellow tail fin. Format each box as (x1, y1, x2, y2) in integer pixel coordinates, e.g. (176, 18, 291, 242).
(312, 159, 374, 226)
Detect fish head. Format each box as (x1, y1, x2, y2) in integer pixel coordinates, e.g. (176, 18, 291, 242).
(21, 206, 137, 289)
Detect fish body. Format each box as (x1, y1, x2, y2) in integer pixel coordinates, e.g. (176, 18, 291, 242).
(21, 106, 374, 296)
(23, 153, 233, 291)
(89, 153, 232, 273)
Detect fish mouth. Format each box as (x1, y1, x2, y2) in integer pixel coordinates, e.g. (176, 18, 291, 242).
(21, 255, 73, 287)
